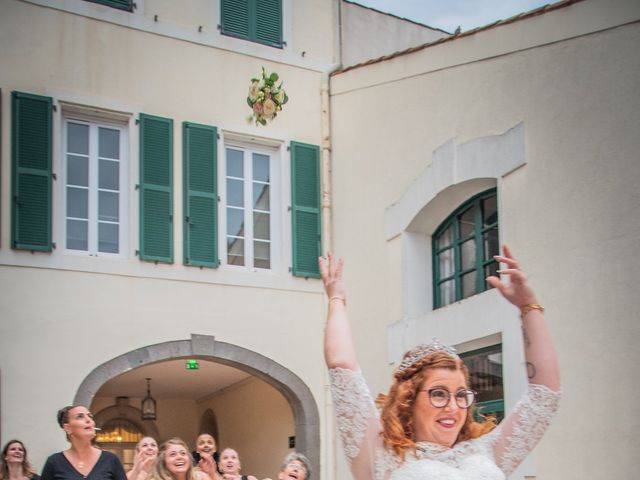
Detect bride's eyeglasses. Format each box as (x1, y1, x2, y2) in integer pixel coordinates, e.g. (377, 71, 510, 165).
(419, 388, 476, 408)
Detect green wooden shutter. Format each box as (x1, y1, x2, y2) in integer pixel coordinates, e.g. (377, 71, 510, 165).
(221, 0, 250, 39)
(11, 91, 53, 252)
(221, 0, 282, 48)
(290, 141, 321, 278)
(85, 0, 134, 12)
(183, 122, 218, 268)
(255, 0, 282, 48)
(139, 113, 173, 263)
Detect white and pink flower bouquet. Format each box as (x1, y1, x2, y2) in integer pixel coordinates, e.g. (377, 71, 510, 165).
(247, 67, 289, 126)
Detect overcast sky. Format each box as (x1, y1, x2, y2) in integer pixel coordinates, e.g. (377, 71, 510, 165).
(351, 0, 554, 33)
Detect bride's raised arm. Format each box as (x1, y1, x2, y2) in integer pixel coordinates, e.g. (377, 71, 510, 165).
(319, 253, 358, 370)
(319, 253, 380, 480)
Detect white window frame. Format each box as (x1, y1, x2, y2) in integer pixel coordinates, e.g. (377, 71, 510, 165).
(61, 113, 129, 258)
(220, 140, 281, 272)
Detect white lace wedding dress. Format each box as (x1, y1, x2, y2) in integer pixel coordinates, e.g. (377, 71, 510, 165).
(329, 368, 561, 480)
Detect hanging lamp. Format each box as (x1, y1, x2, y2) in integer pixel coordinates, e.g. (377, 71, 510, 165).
(141, 377, 157, 420)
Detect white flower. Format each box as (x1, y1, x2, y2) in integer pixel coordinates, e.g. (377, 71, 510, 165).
(263, 99, 276, 118)
(274, 89, 285, 104)
(248, 82, 260, 101)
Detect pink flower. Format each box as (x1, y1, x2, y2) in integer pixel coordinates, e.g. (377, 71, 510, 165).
(253, 102, 263, 114)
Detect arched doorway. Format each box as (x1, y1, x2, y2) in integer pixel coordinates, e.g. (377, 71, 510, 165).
(74, 334, 320, 477)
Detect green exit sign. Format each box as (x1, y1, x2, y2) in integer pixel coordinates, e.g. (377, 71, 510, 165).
(186, 359, 199, 370)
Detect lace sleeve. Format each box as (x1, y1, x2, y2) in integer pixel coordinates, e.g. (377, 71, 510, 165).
(329, 367, 381, 468)
(489, 383, 561, 476)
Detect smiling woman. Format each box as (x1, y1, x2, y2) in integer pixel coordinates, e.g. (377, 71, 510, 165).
(0, 440, 40, 480)
(151, 439, 202, 480)
(126, 437, 158, 480)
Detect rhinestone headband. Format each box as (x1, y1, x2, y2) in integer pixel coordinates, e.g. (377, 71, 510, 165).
(395, 338, 459, 375)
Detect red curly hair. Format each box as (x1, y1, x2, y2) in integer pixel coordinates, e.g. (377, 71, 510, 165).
(378, 350, 495, 459)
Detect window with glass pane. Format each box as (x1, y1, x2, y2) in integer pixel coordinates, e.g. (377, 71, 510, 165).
(64, 119, 125, 255)
(225, 147, 272, 269)
(432, 189, 499, 308)
(461, 344, 504, 422)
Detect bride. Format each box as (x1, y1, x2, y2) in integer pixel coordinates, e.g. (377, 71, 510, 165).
(320, 246, 561, 480)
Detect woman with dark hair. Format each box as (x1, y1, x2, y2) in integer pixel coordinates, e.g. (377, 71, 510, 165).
(192, 435, 221, 480)
(320, 246, 561, 479)
(41, 406, 126, 480)
(1, 440, 39, 480)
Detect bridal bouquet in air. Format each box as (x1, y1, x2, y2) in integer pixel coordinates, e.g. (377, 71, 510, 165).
(247, 67, 289, 126)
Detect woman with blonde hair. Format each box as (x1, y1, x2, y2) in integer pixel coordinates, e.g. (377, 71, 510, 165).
(126, 437, 158, 480)
(216, 449, 256, 480)
(320, 246, 561, 479)
(151, 439, 201, 480)
(1, 440, 39, 480)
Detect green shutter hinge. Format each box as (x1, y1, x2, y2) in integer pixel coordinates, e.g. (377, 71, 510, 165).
(52, 104, 57, 112)
(135, 250, 140, 256)
(136, 118, 140, 125)
(135, 184, 140, 190)
(52, 172, 57, 180)
(287, 145, 290, 151)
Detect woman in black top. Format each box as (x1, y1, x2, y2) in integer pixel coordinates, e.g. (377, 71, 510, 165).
(41, 406, 126, 480)
(1, 440, 40, 480)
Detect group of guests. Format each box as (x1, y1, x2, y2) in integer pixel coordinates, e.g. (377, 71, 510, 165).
(1, 409, 309, 480)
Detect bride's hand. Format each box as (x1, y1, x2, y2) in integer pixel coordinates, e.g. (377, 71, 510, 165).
(486, 245, 538, 308)
(318, 252, 346, 300)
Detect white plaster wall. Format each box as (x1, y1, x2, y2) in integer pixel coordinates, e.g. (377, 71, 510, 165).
(328, 0, 640, 478)
(340, 1, 449, 67)
(19, 0, 336, 71)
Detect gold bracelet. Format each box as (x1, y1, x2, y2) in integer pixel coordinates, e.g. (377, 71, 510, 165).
(329, 296, 346, 306)
(520, 303, 544, 318)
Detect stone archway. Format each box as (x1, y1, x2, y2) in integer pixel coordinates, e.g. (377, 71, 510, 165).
(74, 334, 320, 477)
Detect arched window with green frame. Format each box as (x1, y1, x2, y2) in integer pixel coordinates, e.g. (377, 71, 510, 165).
(432, 188, 499, 309)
